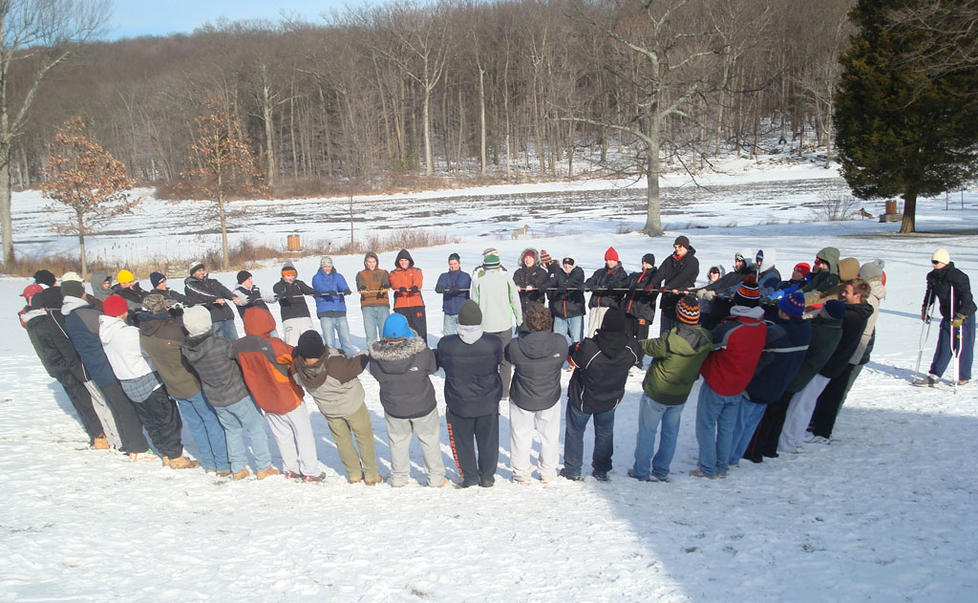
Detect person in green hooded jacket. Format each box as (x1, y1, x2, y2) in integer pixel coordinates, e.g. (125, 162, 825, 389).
(629, 295, 713, 482)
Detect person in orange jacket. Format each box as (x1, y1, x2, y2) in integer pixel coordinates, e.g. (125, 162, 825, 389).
(390, 249, 427, 342)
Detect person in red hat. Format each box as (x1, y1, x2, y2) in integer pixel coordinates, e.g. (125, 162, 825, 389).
(584, 246, 629, 338)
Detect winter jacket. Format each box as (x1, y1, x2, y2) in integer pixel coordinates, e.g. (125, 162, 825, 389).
(390, 249, 424, 309)
(62, 297, 117, 388)
(231, 307, 304, 414)
(745, 316, 812, 404)
(368, 336, 437, 419)
(90, 271, 112, 301)
(99, 314, 155, 381)
(513, 248, 550, 313)
(585, 262, 629, 309)
(807, 257, 859, 308)
(545, 266, 586, 319)
(623, 267, 658, 322)
(567, 330, 642, 414)
(639, 323, 713, 405)
(435, 269, 471, 316)
(703, 260, 753, 297)
(819, 301, 873, 379)
(292, 350, 369, 419)
(25, 308, 88, 383)
(139, 313, 202, 399)
(111, 282, 147, 311)
(273, 278, 316, 321)
(471, 266, 522, 332)
(233, 284, 270, 319)
(699, 306, 768, 396)
(851, 278, 886, 364)
(801, 246, 841, 300)
(649, 247, 700, 314)
(785, 313, 844, 394)
(923, 262, 976, 320)
(755, 249, 781, 296)
(505, 330, 568, 411)
(312, 269, 351, 316)
(356, 253, 391, 308)
(181, 330, 251, 407)
(436, 332, 503, 417)
(154, 286, 188, 305)
(184, 276, 236, 323)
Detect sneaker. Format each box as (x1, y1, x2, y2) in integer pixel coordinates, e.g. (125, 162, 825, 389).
(913, 376, 939, 387)
(512, 475, 533, 485)
(128, 450, 158, 463)
(92, 435, 109, 450)
(216, 470, 232, 477)
(805, 435, 831, 445)
(559, 469, 583, 482)
(301, 472, 325, 483)
(479, 478, 495, 488)
(284, 471, 303, 480)
(364, 475, 383, 486)
(162, 455, 200, 470)
(627, 469, 653, 482)
(957, 380, 969, 386)
(689, 469, 717, 479)
(591, 472, 610, 482)
(232, 468, 251, 480)
(430, 478, 450, 488)
(348, 473, 364, 484)
(256, 466, 281, 480)
(652, 474, 669, 483)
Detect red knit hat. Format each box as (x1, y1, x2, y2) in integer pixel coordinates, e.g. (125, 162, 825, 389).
(794, 262, 811, 278)
(676, 295, 701, 325)
(103, 295, 129, 318)
(604, 247, 619, 262)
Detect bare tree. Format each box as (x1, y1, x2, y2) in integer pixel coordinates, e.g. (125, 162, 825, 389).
(41, 116, 135, 277)
(0, 0, 108, 267)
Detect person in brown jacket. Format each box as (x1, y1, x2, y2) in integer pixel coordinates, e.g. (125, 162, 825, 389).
(355, 251, 391, 345)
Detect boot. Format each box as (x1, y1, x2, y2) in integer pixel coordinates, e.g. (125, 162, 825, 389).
(348, 473, 364, 484)
(256, 466, 281, 480)
(163, 456, 200, 470)
(216, 470, 232, 477)
(232, 468, 251, 480)
(92, 435, 109, 450)
(364, 474, 383, 486)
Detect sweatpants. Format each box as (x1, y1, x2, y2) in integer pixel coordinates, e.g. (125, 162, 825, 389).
(395, 306, 428, 342)
(487, 328, 514, 395)
(509, 402, 561, 482)
(446, 408, 499, 486)
(282, 316, 315, 347)
(779, 374, 830, 452)
(58, 372, 103, 443)
(84, 381, 122, 449)
(100, 381, 150, 454)
(265, 405, 321, 476)
(385, 407, 445, 487)
(324, 403, 380, 482)
(587, 306, 610, 339)
(129, 387, 184, 459)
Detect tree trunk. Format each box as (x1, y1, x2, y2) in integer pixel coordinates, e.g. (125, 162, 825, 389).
(900, 192, 917, 233)
(0, 148, 12, 266)
(423, 85, 433, 176)
(479, 67, 487, 176)
(261, 84, 276, 188)
(218, 171, 229, 270)
(644, 132, 663, 236)
(76, 210, 88, 279)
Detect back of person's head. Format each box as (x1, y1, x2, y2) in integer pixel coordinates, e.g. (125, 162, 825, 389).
(382, 312, 414, 339)
(183, 306, 213, 337)
(676, 295, 701, 325)
(524, 303, 553, 332)
(601, 308, 626, 333)
(296, 330, 325, 359)
(458, 300, 483, 327)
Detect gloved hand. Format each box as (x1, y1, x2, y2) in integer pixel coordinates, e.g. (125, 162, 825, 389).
(410, 286, 420, 293)
(698, 289, 716, 301)
(921, 309, 930, 322)
(435, 285, 445, 294)
(342, 289, 352, 296)
(952, 313, 965, 327)
(557, 285, 567, 293)
(358, 284, 367, 291)
(326, 290, 338, 296)
(769, 289, 786, 300)
(262, 294, 277, 304)
(398, 287, 407, 293)
(449, 286, 460, 294)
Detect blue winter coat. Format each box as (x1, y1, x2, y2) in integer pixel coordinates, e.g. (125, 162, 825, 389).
(435, 270, 471, 315)
(745, 316, 812, 404)
(64, 305, 118, 387)
(312, 269, 350, 315)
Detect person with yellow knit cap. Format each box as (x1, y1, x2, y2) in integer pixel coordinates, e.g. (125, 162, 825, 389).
(915, 248, 974, 387)
(112, 269, 147, 312)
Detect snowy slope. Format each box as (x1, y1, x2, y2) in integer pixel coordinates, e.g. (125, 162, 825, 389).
(1, 169, 977, 601)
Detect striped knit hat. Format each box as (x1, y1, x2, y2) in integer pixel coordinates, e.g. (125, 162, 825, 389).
(676, 295, 701, 325)
(483, 247, 501, 269)
(778, 291, 806, 317)
(734, 275, 761, 307)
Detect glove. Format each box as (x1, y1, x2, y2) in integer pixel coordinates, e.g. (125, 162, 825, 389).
(262, 294, 277, 304)
(921, 309, 930, 322)
(449, 286, 460, 294)
(435, 285, 445, 294)
(326, 290, 338, 296)
(398, 287, 407, 293)
(557, 285, 567, 293)
(342, 289, 352, 296)
(698, 289, 716, 301)
(358, 284, 367, 291)
(952, 313, 965, 327)
(769, 289, 786, 300)
(410, 286, 419, 293)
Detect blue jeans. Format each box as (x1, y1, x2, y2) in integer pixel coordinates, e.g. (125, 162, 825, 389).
(728, 397, 767, 466)
(213, 396, 273, 473)
(320, 315, 356, 354)
(563, 403, 615, 477)
(695, 382, 741, 477)
(361, 306, 389, 345)
(930, 314, 975, 382)
(174, 391, 230, 471)
(212, 318, 238, 341)
(553, 315, 583, 343)
(632, 393, 684, 479)
(443, 313, 459, 335)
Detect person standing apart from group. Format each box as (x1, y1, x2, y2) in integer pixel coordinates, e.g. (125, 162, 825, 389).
(916, 248, 974, 387)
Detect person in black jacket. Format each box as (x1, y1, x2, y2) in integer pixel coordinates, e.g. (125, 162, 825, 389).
(584, 246, 630, 338)
(561, 308, 642, 482)
(505, 303, 568, 484)
(273, 262, 317, 346)
(648, 236, 699, 335)
(149, 272, 187, 305)
(697, 250, 754, 330)
(436, 300, 503, 488)
(915, 248, 975, 387)
(184, 261, 241, 340)
(547, 256, 586, 343)
(513, 248, 550, 318)
(623, 253, 658, 341)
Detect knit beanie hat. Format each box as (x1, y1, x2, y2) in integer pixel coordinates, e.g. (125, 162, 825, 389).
(822, 299, 845, 321)
(458, 300, 483, 326)
(236, 270, 252, 284)
(793, 262, 811, 278)
(320, 256, 333, 268)
(116, 269, 135, 284)
(482, 248, 501, 269)
(642, 253, 655, 267)
(778, 291, 806, 318)
(448, 252, 460, 263)
(281, 263, 297, 277)
(382, 312, 414, 339)
(676, 295, 701, 325)
(150, 272, 167, 288)
(601, 308, 626, 332)
(103, 295, 129, 318)
(61, 280, 85, 298)
(539, 250, 552, 264)
(143, 293, 168, 315)
(296, 330, 326, 359)
(21, 284, 44, 299)
(673, 235, 690, 248)
(33, 269, 56, 287)
(183, 305, 213, 337)
(734, 275, 761, 307)
(858, 259, 885, 281)
(932, 248, 950, 264)
(604, 247, 619, 262)
(189, 261, 204, 276)
(61, 271, 83, 283)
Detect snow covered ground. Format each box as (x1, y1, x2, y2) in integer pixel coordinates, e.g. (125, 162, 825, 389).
(2, 163, 977, 601)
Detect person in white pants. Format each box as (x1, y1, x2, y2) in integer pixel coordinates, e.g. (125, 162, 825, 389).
(505, 303, 569, 483)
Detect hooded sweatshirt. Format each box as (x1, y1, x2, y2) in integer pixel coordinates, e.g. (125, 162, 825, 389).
(368, 336, 437, 419)
(512, 248, 550, 312)
(567, 329, 642, 413)
(356, 252, 392, 308)
(471, 263, 523, 332)
(699, 305, 767, 396)
(139, 313, 202, 399)
(755, 249, 782, 296)
(436, 326, 503, 418)
(89, 271, 112, 301)
(292, 350, 369, 418)
(230, 307, 304, 414)
(505, 329, 569, 411)
(390, 249, 424, 309)
(802, 247, 841, 295)
(181, 330, 251, 407)
(640, 322, 714, 405)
